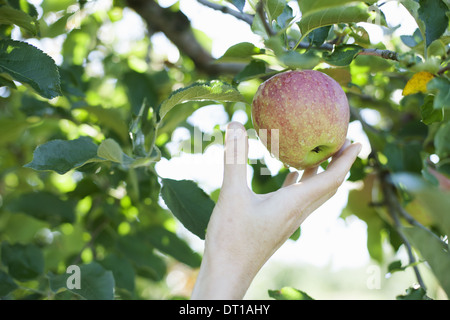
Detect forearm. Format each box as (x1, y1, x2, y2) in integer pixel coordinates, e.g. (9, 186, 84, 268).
(191, 251, 257, 300)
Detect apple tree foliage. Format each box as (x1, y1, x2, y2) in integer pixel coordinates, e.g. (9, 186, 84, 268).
(0, 0, 449, 300)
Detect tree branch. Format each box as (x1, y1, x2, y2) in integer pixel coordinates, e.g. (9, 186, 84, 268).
(292, 41, 400, 62)
(357, 48, 399, 61)
(437, 64, 450, 75)
(256, 1, 275, 37)
(125, 0, 244, 76)
(196, 0, 254, 25)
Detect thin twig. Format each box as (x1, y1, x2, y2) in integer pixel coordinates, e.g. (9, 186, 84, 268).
(196, 0, 254, 25)
(256, 1, 275, 37)
(357, 48, 399, 61)
(292, 40, 400, 62)
(396, 204, 448, 247)
(378, 170, 427, 290)
(437, 64, 450, 75)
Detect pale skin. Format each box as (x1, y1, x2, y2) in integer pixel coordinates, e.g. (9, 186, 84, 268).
(191, 121, 362, 300)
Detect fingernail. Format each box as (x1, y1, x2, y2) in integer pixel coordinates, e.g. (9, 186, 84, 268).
(227, 124, 244, 141)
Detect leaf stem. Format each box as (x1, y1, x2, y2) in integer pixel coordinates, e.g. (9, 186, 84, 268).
(293, 34, 308, 51)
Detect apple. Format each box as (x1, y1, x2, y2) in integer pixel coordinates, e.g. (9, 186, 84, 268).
(251, 70, 350, 170)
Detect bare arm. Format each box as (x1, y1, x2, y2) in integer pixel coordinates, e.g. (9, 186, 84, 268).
(191, 122, 361, 299)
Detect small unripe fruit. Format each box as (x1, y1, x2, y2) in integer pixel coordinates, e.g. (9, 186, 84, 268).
(251, 70, 350, 170)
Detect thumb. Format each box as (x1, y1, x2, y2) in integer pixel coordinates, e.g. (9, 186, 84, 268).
(222, 121, 249, 190)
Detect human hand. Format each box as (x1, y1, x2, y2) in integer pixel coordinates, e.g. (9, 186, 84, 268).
(191, 122, 362, 299)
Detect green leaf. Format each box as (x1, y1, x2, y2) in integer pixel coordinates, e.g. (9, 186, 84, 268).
(387, 260, 403, 274)
(77, 105, 130, 144)
(0, 118, 28, 146)
(41, 0, 77, 12)
(0, 74, 17, 89)
(322, 44, 363, 66)
(276, 5, 294, 28)
(427, 77, 450, 110)
(157, 80, 247, 122)
(8, 0, 39, 18)
(396, 287, 431, 300)
(0, 39, 61, 99)
(417, 0, 449, 47)
(24, 137, 102, 174)
(117, 235, 166, 281)
(400, 28, 423, 48)
(97, 138, 127, 164)
(39, 12, 72, 38)
(268, 287, 314, 300)
(265, 0, 285, 20)
(342, 175, 385, 262)
(403, 226, 450, 297)
(388, 260, 422, 275)
(122, 70, 159, 116)
(97, 138, 158, 168)
(297, 3, 371, 37)
(62, 29, 96, 65)
(434, 122, 450, 160)
(279, 50, 320, 69)
(141, 226, 202, 268)
(160, 179, 215, 239)
(228, 0, 245, 12)
(0, 270, 18, 296)
(6, 191, 77, 227)
(298, 0, 378, 17)
(307, 25, 332, 47)
(99, 254, 135, 293)
(1, 241, 44, 281)
(390, 173, 450, 237)
(217, 42, 263, 63)
(233, 59, 267, 83)
(420, 95, 443, 125)
(48, 262, 115, 300)
(0, 4, 38, 35)
(289, 226, 301, 241)
(383, 141, 423, 173)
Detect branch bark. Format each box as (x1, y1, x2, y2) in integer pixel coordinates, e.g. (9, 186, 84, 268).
(125, 0, 244, 76)
(196, 0, 253, 25)
(357, 48, 399, 61)
(292, 41, 399, 61)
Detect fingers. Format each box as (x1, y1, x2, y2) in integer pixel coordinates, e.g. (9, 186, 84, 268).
(314, 142, 362, 193)
(282, 171, 299, 187)
(325, 142, 362, 175)
(222, 121, 249, 191)
(276, 142, 362, 220)
(296, 140, 351, 183)
(332, 139, 351, 159)
(299, 166, 319, 182)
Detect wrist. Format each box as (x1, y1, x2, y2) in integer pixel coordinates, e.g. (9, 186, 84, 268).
(191, 248, 256, 300)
